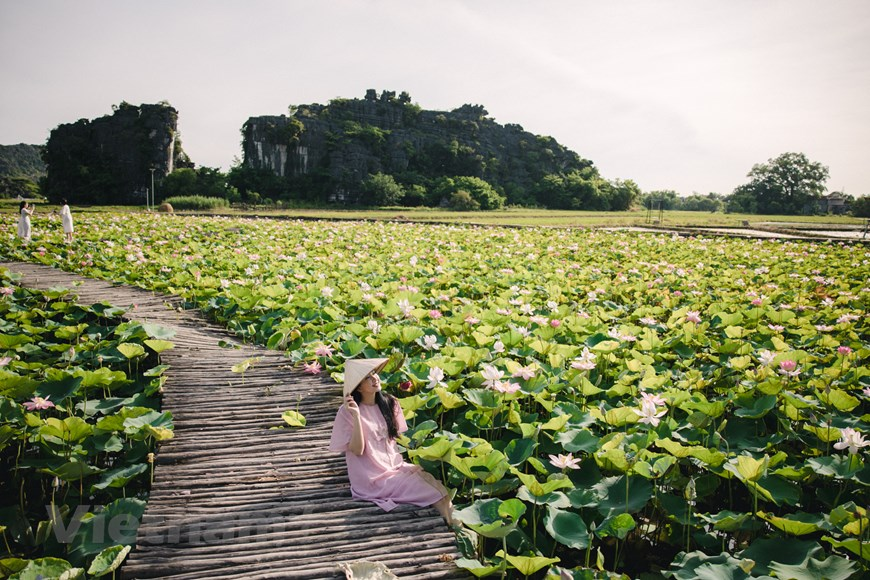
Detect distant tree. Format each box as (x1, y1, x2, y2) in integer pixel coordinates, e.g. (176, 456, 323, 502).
(851, 195, 870, 218)
(642, 190, 680, 210)
(605, 179, 641, 211)
(0, 176, 39, 199)
(361, 173, 405, 206)
(434, 176, 505, 210)
(732, 152, 829, 214)
(449, 190, 480, 211)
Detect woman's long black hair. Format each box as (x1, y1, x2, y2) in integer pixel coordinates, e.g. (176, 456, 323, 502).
(351, 389, 399, 439)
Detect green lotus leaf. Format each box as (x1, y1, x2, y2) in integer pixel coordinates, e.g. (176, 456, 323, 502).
(697, 511, 754, 533)
(815, 388, 859, 412)
(281, 410, 306, 427)
(501, 552, 560, 576)
(806, 454, 864, 479)
(7, 557, 84, 580)
(822, 536, 870, 560)
(464, 388, 501, 410)
(434, 387, 465, 410)
(68, 498, 145, 559)
(594, 475, 653, 515)
(39, 417, 93, 444)
(454, 557, 505, 577)
(86, 545, 131, 577)
(143, 364, 170, 377)
(91, 463, 148, 490)
(42, 459, 104, 482)
(756, 511, 825, 536)
(35, 375, 83, 403)
(74, 367, 128, 388)
(665, 551, 753, 580)
(140, 323, 176, 340)
(733, 394, 778, 418)
(769, 555, 856, 580)
(544, 506, 589, 549)
(503, 438, 536, 466)
(407, 438, 457, 462)
(595, 512, 636, 540)
(0, 334, 33, 349)
(512, 469, 573, 497)
(555, 428, 600, 453)
(449, 450, 508, 483)
(655, 438, 727, 467)
(0, 374, 40, 399)
(143, 339, 174, 354)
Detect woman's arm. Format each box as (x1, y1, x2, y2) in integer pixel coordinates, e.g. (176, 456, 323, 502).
(345, 396, 366, 456)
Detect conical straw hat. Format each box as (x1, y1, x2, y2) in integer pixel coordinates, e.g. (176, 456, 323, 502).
(343, 358, 389, 397)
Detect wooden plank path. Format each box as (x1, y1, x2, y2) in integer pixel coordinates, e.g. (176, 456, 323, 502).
(1, 262, 466, 579)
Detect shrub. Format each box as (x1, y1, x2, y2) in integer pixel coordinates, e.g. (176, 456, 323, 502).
(449, 190, 480, 211)
(161, 195, 228, 210)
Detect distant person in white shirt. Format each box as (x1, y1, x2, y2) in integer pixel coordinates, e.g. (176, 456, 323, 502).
(17, 201, 33, 241)
(60, 199, 74, 242)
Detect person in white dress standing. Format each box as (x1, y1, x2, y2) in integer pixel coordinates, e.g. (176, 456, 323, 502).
(60, 199, 74, 242)
(17, 201, 33, 241)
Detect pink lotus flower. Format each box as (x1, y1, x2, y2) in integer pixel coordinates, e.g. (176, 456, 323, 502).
(633, 399, 668, 427)
(767, 324, 784, 332)
(751, 298, 763, 306)
(0, 287, 14, 297)
(512, 365, 536, 380)
(549, 319, 561, 328)
(758, 350, 776, 367)
(548, 453, 582, 470)
(399, 380, 413, 392)
(492, 340, 505, 354)
(837, 346, 852, 356)
(302, 361, 322, 374)
(421, 335, 440, 351)
(833, 428, 869, 455)
(0, 356, 11, 368)
(570, 347, 596, 371)
(480, 364, 504, 388)
(685, 311, 702, 324)
(23, 396, 55, 411)
(320, 286, 334, 298)
(427, 367, 447, 388)
(314, 344, 334, 357)
(428, 309, 442, 319)
(778, 360, 800, 378)
(640, 392, 667, 407)
(493, 381, 521, 394)
(464, 315, 480, 325)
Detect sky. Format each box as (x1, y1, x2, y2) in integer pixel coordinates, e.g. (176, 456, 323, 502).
(2, 0, 869, 196)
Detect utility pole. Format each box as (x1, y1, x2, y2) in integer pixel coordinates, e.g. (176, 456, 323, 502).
(149, 168, 156, 211)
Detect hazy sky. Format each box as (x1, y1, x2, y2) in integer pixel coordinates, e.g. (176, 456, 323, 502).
(2, 0, 869, 196)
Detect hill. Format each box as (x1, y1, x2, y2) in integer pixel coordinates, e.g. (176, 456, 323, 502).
(240, 90, 638, 209)
(42, 102, 192, 204)
(0, 144, 45, 199)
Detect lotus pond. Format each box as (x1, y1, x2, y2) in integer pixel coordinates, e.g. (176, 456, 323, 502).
(2, 213, 868, 579)
(0, 266, 175, 579)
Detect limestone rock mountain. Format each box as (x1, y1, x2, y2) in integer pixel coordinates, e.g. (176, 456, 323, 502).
(42, 102, 192, 204)
(241, 90, 598, 206)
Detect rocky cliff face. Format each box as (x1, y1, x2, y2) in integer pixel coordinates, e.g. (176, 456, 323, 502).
(242, 90, 593, 204)
(43, 102, 191, 204)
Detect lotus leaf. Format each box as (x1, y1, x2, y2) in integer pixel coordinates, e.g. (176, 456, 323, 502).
(7, 557, 84, 580)
(86, 544, 131, 577)
(544, 506, 589, 549)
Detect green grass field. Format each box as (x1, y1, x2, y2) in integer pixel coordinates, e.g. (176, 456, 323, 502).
(2, 198, 864, 228)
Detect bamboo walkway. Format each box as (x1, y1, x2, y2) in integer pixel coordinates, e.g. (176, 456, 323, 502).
(1, 261, 466, 579)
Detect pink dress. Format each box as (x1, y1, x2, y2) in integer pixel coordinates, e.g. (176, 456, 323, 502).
(329, 401, 448, 511)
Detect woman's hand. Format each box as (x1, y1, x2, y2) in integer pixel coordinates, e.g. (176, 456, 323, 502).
(345, 395, 360, 418)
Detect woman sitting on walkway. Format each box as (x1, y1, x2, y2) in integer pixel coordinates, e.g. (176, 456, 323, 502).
(329, 358, 453, 524)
